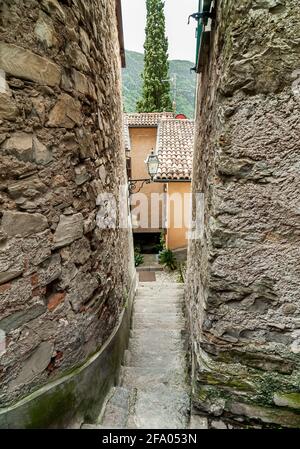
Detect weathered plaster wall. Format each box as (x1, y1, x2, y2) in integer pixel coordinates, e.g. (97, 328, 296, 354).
(129, 127, 164, 233)
(166, 182, 191, 251)
(186, 0, 300, 427)
(0, 0, 135, 425)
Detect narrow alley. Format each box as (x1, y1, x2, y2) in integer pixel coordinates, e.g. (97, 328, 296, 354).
(0, 0, 300, 434)
(84, 281, 190, 429)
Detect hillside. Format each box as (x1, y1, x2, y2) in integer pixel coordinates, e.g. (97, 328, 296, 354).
(122, 50, 196, 119)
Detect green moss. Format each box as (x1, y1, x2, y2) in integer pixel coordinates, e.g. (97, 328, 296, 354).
(254, 373, 300, 408)
(274, 392, 300, 410)
(197, 384, 231, 402)
(254, 374, 284, 406)
(201, 371, 255, 392)
(27, 380, 77, 429)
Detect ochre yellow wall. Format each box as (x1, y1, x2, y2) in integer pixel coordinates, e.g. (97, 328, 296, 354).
(129, 127, 165, 233)
(166, 182, 191, 250)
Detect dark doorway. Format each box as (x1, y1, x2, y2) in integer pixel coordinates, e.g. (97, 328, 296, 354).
(133, 232, 161, 254)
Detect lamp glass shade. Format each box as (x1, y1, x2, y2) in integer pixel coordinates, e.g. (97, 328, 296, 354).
(145, 152, 160, 178)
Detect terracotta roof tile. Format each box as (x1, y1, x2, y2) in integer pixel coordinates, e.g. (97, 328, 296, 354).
(124, 112, 175, 127)
(155, 119, 194, 181)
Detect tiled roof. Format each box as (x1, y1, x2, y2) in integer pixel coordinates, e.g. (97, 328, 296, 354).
(124, 112, 175, 127)
(155, 119, 194, 181)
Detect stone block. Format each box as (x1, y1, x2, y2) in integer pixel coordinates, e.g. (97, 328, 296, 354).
(9, 342, 54, 390)
(60, 237, 91, 265)
(1, 132, 51, 174)
(0, 302, 46, 332)
(75, 127, 97, 159)
(72, 69, 97, 100)
(79, 28, 90, 55)
(0, 43, 61, 86)
(8, 175, 47, 199)
(189, 415, 209, 429)
(32, 136, 52, 165)
(253, 0, 282, 9)
(1, 132, 33, 162)
(67, 271, 98, 312)
(211, 420, 228, 429)
(228, 401, 300, 428)
(37, 254, 61, 287)
(47, 292, 66, 312)
(0, 94, 18, 121)
(34, 11, 58, 48)
(47, 94, 82, 129)
(66, 42, 90, 73)
(0, 81, 19, 121)
(273, 392, 300, 410)
(0, 238, 24, 285)
(22, 230, 52, 271)
(1, 211, 48, 238)
(53, 213, 84, 248)
(74, 164, 90, 185)
(31, 97, 46, 124)
(83, 212, 96, 234)
(59, 262, 78, 290)
(41, 0, 66, 23)
(0, 277, 32, 315)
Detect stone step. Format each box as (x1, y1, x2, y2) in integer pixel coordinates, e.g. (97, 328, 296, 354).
(136, 287, 184, 292)
(133, 312, 183, 320)
(82, 424, 121, 429)
(126, 349, 186, 370)
(130, 328, 185, 340)
(134, 302, 183, 312)
(100, 387, 131, 428)
(133, 320, 184, 330)
(132, 315, 185, 330)
(129, 333, 184, 353)
(133, 308, 183, 315)
(136, 294, 184, 298)
(189, 415, 209, 429)
(121, 366, 188, 391)
(135, 294, 184, 300)
(133, 311, 184, 319)
(136, 294, 184, 300)
(131, 384, 190, 429)
(134, 300, 183, 307)
(137, 285, 184, 289)
(128, 346, 184, 361)
(139, 282, 184, 288)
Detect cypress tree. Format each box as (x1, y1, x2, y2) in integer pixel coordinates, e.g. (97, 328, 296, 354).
(137, 0, 173, 113)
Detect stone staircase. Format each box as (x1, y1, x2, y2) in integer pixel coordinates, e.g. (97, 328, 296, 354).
(83, 282, 190, 429)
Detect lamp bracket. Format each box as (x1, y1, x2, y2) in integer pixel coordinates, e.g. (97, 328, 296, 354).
(128, 178, 151, 195)
(188, 11, 215, 24)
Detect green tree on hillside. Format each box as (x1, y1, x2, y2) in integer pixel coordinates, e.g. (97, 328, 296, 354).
(137, 0, 173, 112)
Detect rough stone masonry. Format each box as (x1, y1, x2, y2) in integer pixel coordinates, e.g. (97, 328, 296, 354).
(0, 0, 134, 426)
(186, 0, 300, 427)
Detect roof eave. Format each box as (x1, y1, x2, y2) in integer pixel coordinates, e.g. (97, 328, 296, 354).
(154, 178, 192, 183)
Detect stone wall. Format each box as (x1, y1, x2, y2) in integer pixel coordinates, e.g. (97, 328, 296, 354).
(186, 0, 300, 427)
(0, 0, 135, 426)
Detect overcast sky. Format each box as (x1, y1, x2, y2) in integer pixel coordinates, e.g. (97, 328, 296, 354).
(122, 0, 198, 62)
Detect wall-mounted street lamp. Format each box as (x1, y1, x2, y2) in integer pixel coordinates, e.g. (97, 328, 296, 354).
(128, 151, 160, 194)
